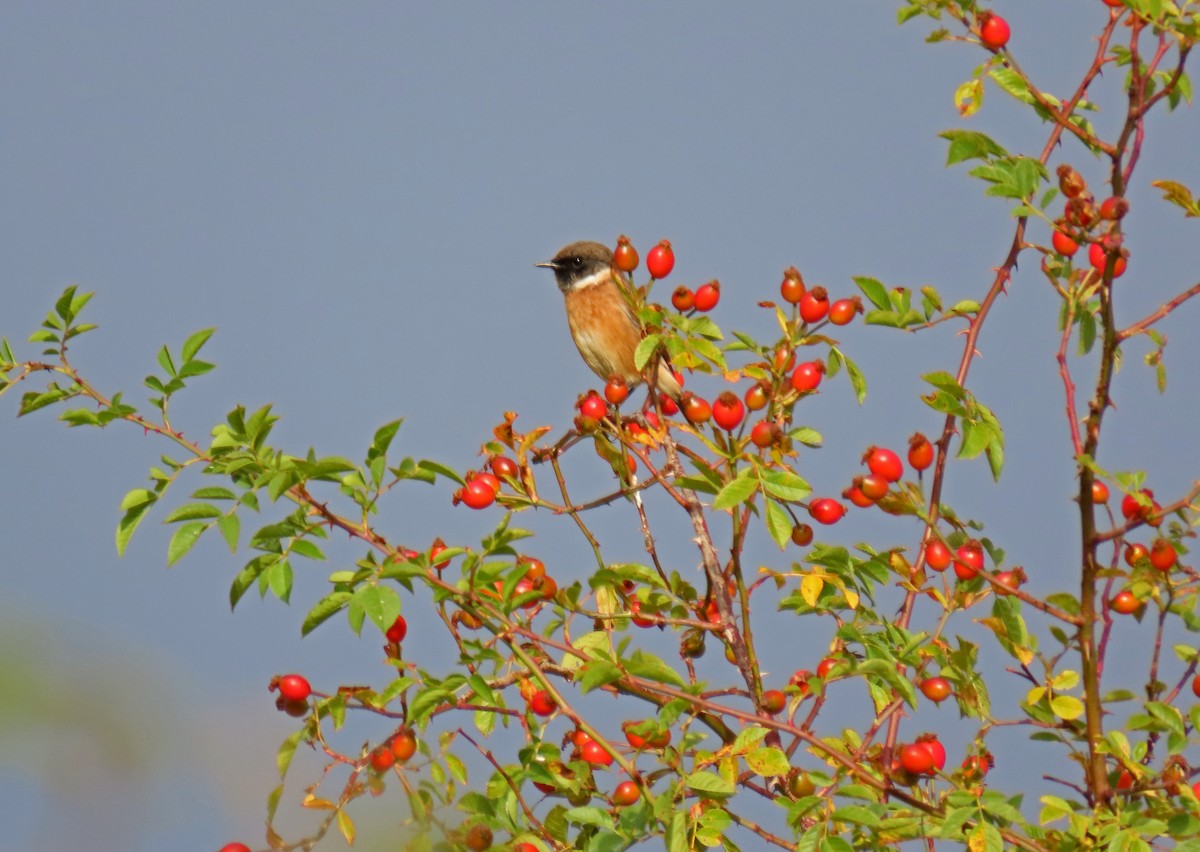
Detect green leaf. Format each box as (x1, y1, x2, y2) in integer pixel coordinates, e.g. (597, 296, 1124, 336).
(302, 592, 352, 637)
(765, 499, 792, 550)
(156, 345, 177, 378)
(686, 771, 735, 799)
(578, 660, 624, 693)
(19, 385, 76, 415)
(939, 129, 1007, 166)
(713, 473, 758, 510)
(790, 426, 823, 447)
(989, 67, 1034, 104)
(563, 806, 614, 830)
(116, 489, 158, 556)
(841, 353, 867, 404)
(216, 514, 240, 552)
(289, 539, 325, 560)
(336, 810, 355, 846)
(744, 746, 789, 777)
(625, 650, 684, 687)
(969, 822, 1004, 852)
(277, 729, 304, 779)
(229, 555, 272, 609)
(181, 328, 216, 363)
(167, 522, 207, 566)
(192, 486, 237, 500)
(266, 558, 293, 602)
(760, 469, 810, 502)
(178, 359, 215, 379)
(831, 805, 882, 827)
(163, 503, 222, 523)
(351, 585, 402, 634)
(634, 335, 662, 371)
(416, 459, 461, 484)
(58, 408, 102, 427)
(370, 420, 403, 457)
(853, 276, 890, 311)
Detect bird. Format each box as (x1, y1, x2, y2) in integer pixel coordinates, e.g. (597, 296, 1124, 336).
(536, 240, 682, 400)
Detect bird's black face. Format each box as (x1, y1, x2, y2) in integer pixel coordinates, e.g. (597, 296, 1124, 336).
(536, 241, 614, 292)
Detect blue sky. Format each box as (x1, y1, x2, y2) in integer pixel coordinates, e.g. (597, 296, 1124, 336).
(2, 4, 1199, 850)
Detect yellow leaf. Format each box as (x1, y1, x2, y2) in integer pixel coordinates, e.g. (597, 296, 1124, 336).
(955, 78, 984, 117)
(843, 587, 860, 609)
(301, 793, 337, 810)
(1051, 694, 1085, 721)
(337, 809, 357, 845)
(801, 574, 824, 607)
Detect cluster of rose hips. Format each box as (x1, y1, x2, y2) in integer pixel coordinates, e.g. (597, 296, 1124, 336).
(525, 726, 647, 810)
(454, 468, 503, 510)
(368, 728, 418, 773)
(778, 266, 863, 328)
(454, 452, 523, 512)
(1104, 486, 1185, 615)
(615, 235, 720, 314)
(1048, 164, 1129, 279)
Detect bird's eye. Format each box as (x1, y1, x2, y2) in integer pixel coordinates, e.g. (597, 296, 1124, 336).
(570, 256, 582, 268)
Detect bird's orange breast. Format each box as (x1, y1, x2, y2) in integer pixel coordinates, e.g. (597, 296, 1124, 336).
(564, 281, 644, 384)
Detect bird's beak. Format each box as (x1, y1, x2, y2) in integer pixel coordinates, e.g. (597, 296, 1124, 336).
(534, 260, 557, 269)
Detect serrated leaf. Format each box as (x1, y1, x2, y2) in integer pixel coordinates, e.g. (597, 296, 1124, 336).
(116, 491, 157, 556)
(301, 591, 352, 636)
(178, 359, 214, 379)
(181, 327, 216, 363)
(713, 474, 758, 510)
(1050, 695, 1085, 721)
(156, 345, 176, 378)
(229, 556, 272, 610)
(216, 513, 240, 552)
(277, 729, 304, 779)
(289, 539, 325, 560)
(352, 585, 401, 634)
(760, 469, 810, 502)
(968, 821, 1003, 852)
(416, 459, 461, 484)
(58, 408, 102, 427)
(578, 660, 623, 693)
(729, 726, 769, 755)
(1151, 179, 1200, 217)
(625, 650, 684, 687)
(686, 771, 735, 799)
(336, 809, 355, 845)
(801, 573, 824, 607)
(371, 419, 403, 456)
(163, 503, 222, 523)
(634, 335, 662, 371)
(940, 129, 1007, 165)
(765, 499, 792, 550)
(167, 522, 207, 565)
(842, 354, 867, 404)
(744, 746, 789, 777)
(954, 78, 984, 117)
(989, 67, 1033, 103)
(564, 805, 613, 829)
(192, 486, 237, 500)
(853, 276, 890, 311)
(266, 559, 293, 603)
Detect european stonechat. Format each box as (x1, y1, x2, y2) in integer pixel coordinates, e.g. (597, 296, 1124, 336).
(537, 240, 682, 399)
